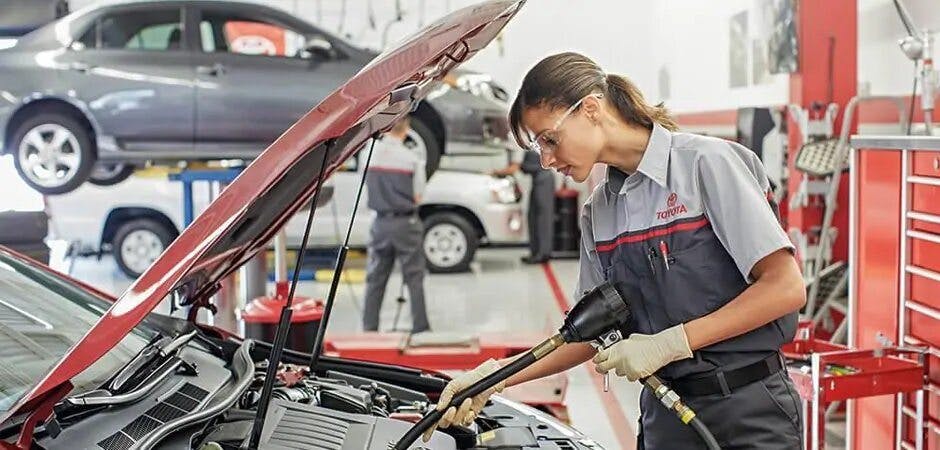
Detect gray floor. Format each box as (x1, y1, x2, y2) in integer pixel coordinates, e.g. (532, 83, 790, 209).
(64, 247, 638, 449)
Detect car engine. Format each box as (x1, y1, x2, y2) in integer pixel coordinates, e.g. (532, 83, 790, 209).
(192, 357, 598, 450)
(193, 362, 459, 449)
(35, 339, 598, 450)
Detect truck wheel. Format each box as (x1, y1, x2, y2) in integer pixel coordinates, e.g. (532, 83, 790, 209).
(423, 212, 478, 273)
(112, 219, 174, 278)
(12, 112, 95, 195)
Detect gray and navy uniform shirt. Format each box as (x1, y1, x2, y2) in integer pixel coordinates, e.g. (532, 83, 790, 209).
(365, 137, 426, 214)
(576, 123, 797, 380)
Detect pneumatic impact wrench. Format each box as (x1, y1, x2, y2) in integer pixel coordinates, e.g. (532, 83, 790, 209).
(392, 282, 721, 449)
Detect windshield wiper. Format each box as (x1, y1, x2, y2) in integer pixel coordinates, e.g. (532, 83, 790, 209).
(63, 357, 187, 408)
(55, 330, 198, 414)
(108, 329, 198, 393)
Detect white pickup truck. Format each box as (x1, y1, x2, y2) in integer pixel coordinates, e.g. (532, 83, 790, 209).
(47, 167, 526, 278)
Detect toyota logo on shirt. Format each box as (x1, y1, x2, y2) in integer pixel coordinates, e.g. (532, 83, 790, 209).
(657, 193, 687, 220)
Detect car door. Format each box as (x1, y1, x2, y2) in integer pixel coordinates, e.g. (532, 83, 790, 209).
(59, 4, 195, 153)
(191, 6, 361, 158)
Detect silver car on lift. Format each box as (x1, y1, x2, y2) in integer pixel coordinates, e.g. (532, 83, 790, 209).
(0, 0, 514, 194)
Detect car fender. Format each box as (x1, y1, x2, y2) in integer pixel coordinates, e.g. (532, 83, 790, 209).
(45, 177, 186, 252)
(2, 92, 103, 154)
(420, 170, 495, 233)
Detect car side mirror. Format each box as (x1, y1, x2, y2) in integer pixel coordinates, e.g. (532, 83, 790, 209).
(302, 36, 335, 61)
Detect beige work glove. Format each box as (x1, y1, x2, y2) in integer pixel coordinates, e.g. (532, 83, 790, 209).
(593, 324, 693, 382)
(421, 358, 504, 442)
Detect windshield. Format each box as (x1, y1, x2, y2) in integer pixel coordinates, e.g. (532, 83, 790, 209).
(0, 252, 153, 413)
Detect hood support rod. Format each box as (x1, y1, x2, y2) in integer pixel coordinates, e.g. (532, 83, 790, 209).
(308, 134, 379, 372)
(245, 139, 336, 449)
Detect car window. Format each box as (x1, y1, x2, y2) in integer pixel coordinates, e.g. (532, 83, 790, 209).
(0, 253, 154, 412)
(76, 8, 183, 51)
(198, 12, 311, 59)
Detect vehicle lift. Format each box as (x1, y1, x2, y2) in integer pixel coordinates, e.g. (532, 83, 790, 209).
(168, 167, 244, 227)
(166, 166, 262, 334)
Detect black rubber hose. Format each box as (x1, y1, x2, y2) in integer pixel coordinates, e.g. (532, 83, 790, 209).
(392, 351, 539, 449)
(689, 416, 721, 450)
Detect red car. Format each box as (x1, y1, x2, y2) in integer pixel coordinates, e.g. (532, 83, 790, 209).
(0, 1, 603, 449)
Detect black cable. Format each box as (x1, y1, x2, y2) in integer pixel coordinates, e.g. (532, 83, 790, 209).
(908, 60, 918, 135)
(892, 0, 916, 37)
(246, 142, 334, 449)
(690, 417, 722, 450)
(309, 137, 378, 372)
(391, 278, 406, 332)
(393, 349, 541, 449)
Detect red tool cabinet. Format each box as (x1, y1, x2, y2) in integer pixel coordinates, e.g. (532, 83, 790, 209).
(850, 136, 940, 449)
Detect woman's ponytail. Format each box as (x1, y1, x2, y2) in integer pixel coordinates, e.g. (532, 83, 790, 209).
(604, 73, 678, 132)
(509, 52, 678, 148)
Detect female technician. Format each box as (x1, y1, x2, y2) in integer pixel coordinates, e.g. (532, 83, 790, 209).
(423, 52, 806, 448)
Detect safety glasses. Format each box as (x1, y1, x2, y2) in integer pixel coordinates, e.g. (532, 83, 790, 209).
(526, 93, 603, 155)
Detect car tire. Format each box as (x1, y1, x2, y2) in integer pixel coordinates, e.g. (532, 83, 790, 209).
(11, 112, 96, 195)
(88, 163, 135, 186)
(406, 116, 442, 180)
(423, 212, 478, 273)
(112, 219, 174, 279)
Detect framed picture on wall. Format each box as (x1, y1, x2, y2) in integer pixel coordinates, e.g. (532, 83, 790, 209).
(768, 0, 797, 74)
(729, 10, 749, 88)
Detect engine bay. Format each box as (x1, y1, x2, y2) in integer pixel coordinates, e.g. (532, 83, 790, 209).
(32, 336, 598, 450)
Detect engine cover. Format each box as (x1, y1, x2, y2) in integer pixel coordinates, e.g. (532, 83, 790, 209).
(259, 399, 456, 450)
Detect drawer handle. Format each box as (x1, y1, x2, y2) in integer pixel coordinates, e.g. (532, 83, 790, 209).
(934, 156, 939, 171)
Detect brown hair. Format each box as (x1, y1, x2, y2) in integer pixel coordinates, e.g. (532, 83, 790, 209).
(509, 52, 678, 148)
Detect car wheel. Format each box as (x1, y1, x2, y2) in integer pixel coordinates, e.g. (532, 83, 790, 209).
(12, 113, 96, 195)
(112, 219, 174, 278)
(88, 163, 135, 186)
(423, 212, 478, 273)
(405, 116, 442, 179)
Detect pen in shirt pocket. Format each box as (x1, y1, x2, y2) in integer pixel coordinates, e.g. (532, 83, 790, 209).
(659, 241, 670, 270)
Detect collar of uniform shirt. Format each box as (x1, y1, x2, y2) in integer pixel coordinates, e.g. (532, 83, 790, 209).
(604, 122, 672, 196)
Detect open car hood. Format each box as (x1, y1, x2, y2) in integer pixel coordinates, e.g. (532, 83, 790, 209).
(4, 0, 525, 422)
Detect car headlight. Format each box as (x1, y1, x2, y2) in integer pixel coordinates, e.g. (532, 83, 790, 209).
(444, 73, 509, 103)
(490, 176, 521, 204)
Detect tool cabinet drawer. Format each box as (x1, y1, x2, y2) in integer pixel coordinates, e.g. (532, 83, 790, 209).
(913, 151, 940, 178)
(911, 183, 940, 217)
(910, 269, 940, 311)
(911, 235, 940, 274)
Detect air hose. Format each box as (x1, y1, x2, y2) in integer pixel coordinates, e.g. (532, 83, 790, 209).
(392, 282, 722, 449)
(392, 334, 565, 449)
(643, 375, 720, 450)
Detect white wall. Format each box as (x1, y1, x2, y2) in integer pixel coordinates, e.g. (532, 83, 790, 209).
(858, 0, 940, 97)
(69, 0, 940, 111)
(647, 0, 791, 113)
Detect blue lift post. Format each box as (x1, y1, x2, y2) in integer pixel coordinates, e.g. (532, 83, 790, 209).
(167, 167, 247, 331)
(168, 166, 329, 282)
(168, 167, 245, 227)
